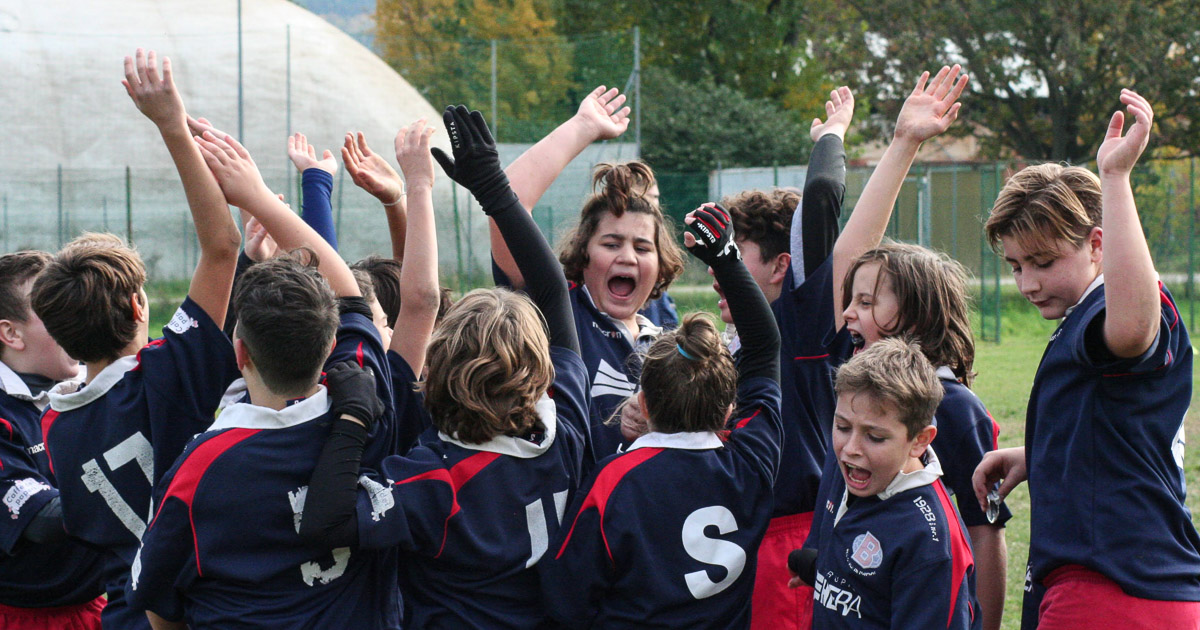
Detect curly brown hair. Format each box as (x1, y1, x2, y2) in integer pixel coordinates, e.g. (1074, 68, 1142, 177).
(721, 188, 800, 262)
(841, 243, 976, 385)
(558, 161, 684, 301)
(421, 288, 553, 444)
(640, 313, 737, 433)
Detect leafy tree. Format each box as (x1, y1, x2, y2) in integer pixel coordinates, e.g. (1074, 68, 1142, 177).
(811, 0, 1200, 161)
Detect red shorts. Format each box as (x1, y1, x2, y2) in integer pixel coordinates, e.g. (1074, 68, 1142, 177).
(0, 597, 104, 630)
(1039, 564, 1200, 630)
(750, 511, 814, 630)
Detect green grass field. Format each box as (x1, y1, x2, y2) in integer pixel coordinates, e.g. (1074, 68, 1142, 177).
(148, 282, 1200, 630)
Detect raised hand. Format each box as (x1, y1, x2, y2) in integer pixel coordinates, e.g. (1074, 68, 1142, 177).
(431, 105, 517, 215)
(194, 131, 272, 210)
(287, 132, 338, 175)
(394, 120, 436, 193)
(810, 86, 855, 142)
(574, 86, 632, 141)
(122, 48, 186, 130)
(683, 203, 741, 268)
(243, 215, 279, 262)
(893, 65, 969, 144)
(342, 132, 404, 206)
(1097, 89, 1153, 177)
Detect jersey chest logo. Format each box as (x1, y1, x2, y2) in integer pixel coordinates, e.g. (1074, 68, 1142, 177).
(850, 532, 883, 570)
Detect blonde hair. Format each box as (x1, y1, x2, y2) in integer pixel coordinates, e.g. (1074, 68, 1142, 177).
(421, 288, 553, 443)
(985, 163, 1103, 256)
(558, 161, 685, 301)
(835, 337, 943, 439)
(640, 313, 737, 433)
(841, 243, 976, 385)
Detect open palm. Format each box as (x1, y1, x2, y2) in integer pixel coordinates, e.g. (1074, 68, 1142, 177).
(894, 65, 969, 144)
(1097, 89, 1153, 176)
(575, 85, 631, 140)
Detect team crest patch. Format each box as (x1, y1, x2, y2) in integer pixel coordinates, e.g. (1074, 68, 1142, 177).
(850, 532, 883, 570)
(167, 307, 200, 334)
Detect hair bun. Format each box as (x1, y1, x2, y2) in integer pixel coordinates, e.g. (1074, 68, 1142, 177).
(675, 314, 724, 366)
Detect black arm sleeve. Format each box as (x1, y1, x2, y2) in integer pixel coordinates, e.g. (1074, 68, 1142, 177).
(801, 134, 847, 275)
(297, 419, 368, 548)
(712, 259, 780, 385)
(21, 496, 66, 545)
(222, 250, 255, 339)
(488, 199, 579, 354)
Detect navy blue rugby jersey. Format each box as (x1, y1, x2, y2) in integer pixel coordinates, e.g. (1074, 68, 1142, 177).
(933, 369, 1011, 528)
(386, 350, 432, 455)
(771, 256, 853, 517)
(807, 448, 980, 630)
(539, 376, 782, 628)
(0, 363, 105, 608)
(1025, 279, 1200, 602)
(327, 308, 401, 467)
(639, 291, 680, 330)
(353, 347, 588, 629)
(127, 388, 399, 629)
(42, 297, 240, 625)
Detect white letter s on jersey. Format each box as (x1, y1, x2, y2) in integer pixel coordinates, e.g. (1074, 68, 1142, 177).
(681, 505, 746, 599)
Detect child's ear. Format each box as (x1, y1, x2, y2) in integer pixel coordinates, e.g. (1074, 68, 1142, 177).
(130, 292, 149, 323)
(233, 337, 252, 372)
(0, 319, 22, 352)
(1087, 226, 1103, 264)
(770, 252, 791, 286)
(909, 424, 937, 459)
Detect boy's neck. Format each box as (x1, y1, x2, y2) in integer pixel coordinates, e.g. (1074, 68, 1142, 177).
(83, 339, 146, 385)
(243, 375, 320, 411)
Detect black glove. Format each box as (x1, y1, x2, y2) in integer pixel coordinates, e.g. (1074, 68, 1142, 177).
(430, 105, 519, 216)
(324, 361, 384, 431)
(685, 203, 741, 268)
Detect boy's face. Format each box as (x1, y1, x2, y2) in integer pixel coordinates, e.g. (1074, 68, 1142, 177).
(3, 280, 80, 381)
(711, 239, 785, 324)
(833, 391, 934, 498)
(1001, 229, 1102, 320)
(368, 297, 393, 348)
(842, 262, 900, 352)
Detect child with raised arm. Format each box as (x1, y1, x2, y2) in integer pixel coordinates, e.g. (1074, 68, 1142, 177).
(29, 49, 242, 629)
(125, 117, 443, 630)
(297, 106, 590, 628)
(492, 87, 686, 465)
(540, 201, 781, 628)
(287, 132, 340, 250)
(0, 252, 106, 630)
(974, 90, 1200, 629)
(802, 337, 979, 629)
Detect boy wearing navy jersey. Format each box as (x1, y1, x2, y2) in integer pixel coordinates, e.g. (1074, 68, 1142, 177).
(0, 252, 106, 629)
(30, 50, 243, 630)
(976, 90, 1200, 629)
(804, 338, 979, 630)
(299, 106, 591, 628)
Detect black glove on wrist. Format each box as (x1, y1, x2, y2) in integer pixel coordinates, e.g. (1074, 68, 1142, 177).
(685, 203, 741, 268)
(430, 105, 520, 216)
(324, 361, 384, 432)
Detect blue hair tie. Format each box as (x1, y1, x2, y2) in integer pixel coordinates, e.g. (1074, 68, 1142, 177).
(677, 344, 698, 361)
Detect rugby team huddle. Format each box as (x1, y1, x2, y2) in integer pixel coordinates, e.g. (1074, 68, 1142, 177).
(0, 48, 1197, 630)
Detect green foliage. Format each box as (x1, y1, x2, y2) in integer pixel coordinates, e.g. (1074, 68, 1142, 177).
(641, 69, 813, 172)
(810, 0, 1200, 162)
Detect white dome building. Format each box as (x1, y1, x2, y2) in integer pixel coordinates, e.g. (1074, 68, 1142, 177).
(0, 0, 458, 278)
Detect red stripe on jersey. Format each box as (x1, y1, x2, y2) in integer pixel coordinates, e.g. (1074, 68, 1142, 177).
(735, 408, 761, 430)
(793, 354, 830, 361)
(355, 342, 364, 368)
(132, 338, 167, 371)
(567, 281, 578, 290)
(154, 428, 261, 577)
(40, 410, 59, 475)
(1160, 283, 1179, 331)
(0, 418, 9, 470)
(933, 479, 974, 628)
(986, 411, 1000, 450)
(397, 451, 502, 559)
(555, 447, 664, 563)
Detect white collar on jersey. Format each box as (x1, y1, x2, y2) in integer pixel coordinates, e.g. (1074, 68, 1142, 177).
(48, 355, 138, 412)
(579, 285, 663, 344)
(209, 386, 331, 431)
(438, 393, 558, 458)
(1063, 273, 1105, 318)
(834, 446, 944, 526)
(627, 430, 724, 451)
(216, 378, 249, 415)
(935, 366, 957, 381)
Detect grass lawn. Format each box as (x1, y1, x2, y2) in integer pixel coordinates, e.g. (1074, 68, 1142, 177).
(147, 281, 1200, 630)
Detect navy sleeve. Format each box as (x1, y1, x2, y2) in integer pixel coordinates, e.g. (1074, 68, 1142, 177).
(0, 421, 57, 554)
(387, 350, 432, 455)
(727, 377, 785, 486)
(549, 347, 591, 446)
(141, 297, 241, 483)
(301, 168, 338, 251)
(355, 449, 459, 553)
(1074, 283, 1180, 376)
(326, 308, 397, 463)
(935, 386, 1012, 528)
(797, 134, 846, 283)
